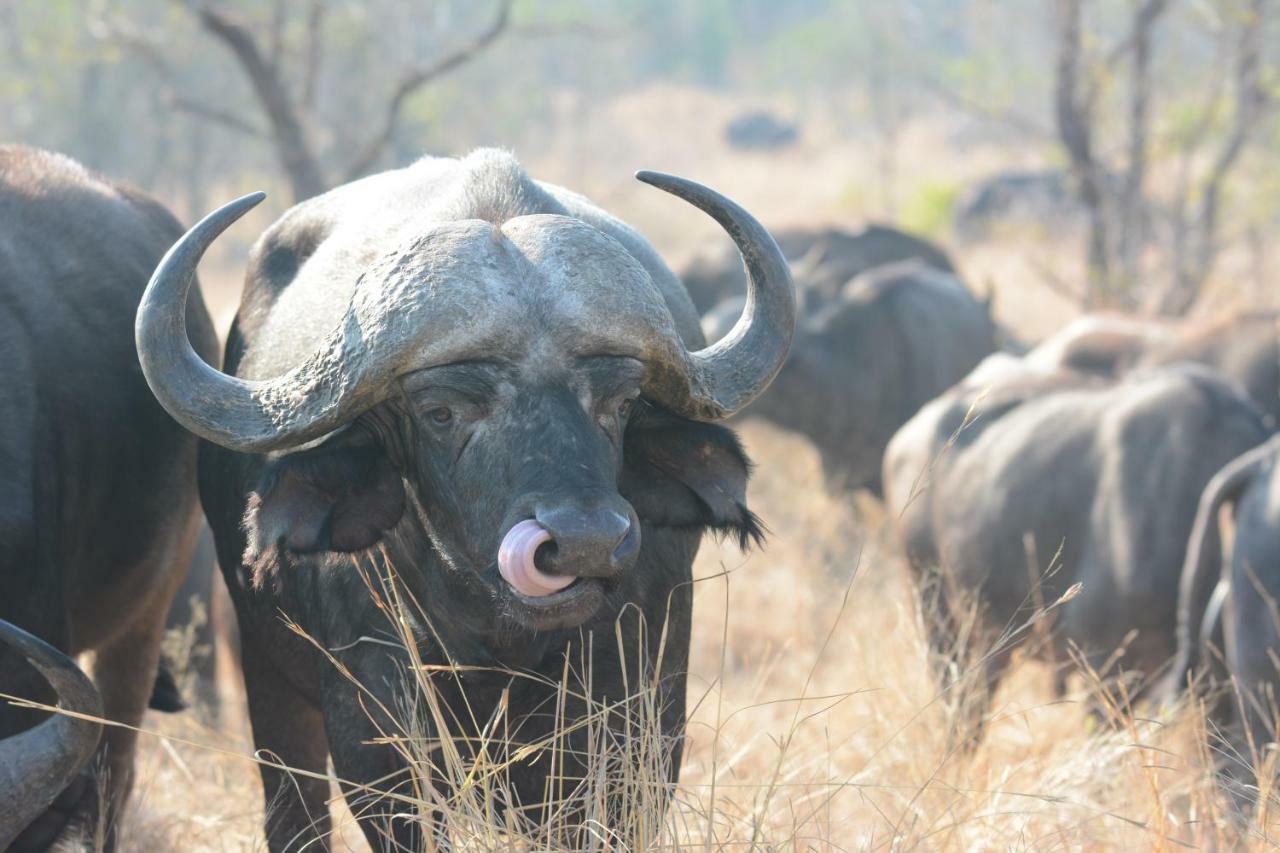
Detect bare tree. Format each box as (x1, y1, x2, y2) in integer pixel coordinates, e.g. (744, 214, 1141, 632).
(1052, 0, 1113, 306)
(1051, 0, 1272, 313)
(118, 0, 513, 202)
(1052, 0, 1173, 307)
(1162, 0, 1271, 313)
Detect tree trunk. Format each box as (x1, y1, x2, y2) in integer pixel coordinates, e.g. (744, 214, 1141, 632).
(197, 6, 328, 201)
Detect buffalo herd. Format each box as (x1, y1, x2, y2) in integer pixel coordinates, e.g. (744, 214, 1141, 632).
(2, 141, 1280, 848)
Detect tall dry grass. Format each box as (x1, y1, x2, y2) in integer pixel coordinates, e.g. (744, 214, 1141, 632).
(67, 420, 1270, 851)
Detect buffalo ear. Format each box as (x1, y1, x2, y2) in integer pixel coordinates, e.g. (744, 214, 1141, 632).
(620, 406, 764, 548)
(243, 435, 405, 585)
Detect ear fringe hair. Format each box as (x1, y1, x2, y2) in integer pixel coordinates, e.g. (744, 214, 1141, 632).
(703, 502, 767, 551)
(241, 492, 285, 592)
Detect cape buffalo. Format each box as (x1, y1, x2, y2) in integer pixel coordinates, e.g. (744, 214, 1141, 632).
(0, 146, 218, 849)
(706, 260, 995, 495)
(1026, 314, 1176, 377)
(1016, 311, 1280, 423)
(679, 222, 954, 314)
(952, 168, 1125, 242)
(1139, 311, 1280, 426)
(724, 110, 799, 151)
(134, 150, 794, 849)
(885, 362, 1269, 740)
(0, 619, 102, 850)
(155, 524, 240, 719)
(1164, 434, 1280, 805)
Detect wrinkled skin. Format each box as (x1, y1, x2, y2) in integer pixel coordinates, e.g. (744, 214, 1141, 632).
(197, 152, 768, 850)
(707, 261, 995, 495)
(885, 362, 1269, 743)
(680, 223, 954, 314)
(1163, 435, 1280, 810)
(0, 146, 216, 848)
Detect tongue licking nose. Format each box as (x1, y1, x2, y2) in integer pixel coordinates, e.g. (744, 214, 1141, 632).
(498, 520, 575, 597)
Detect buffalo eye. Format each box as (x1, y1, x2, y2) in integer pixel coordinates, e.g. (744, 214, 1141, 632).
(427, 406, 453, 425)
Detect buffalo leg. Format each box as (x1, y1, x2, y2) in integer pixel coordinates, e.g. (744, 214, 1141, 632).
(242, 651, 333, 852)
(321, 658, 424, 852)
(89, 599, 173, 848)
(917, 571, 1007, 749)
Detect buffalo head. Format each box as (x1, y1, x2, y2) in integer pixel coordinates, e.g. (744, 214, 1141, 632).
(136, 172, 794, 631)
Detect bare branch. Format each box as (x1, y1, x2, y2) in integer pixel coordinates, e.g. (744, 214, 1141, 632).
(194, 2, 328, 200)
(91, 14, 268, 139)
(168, 96, 269, 138)
(1103, 0, 1172, 68)
(342, 0, 514, 181)
(268, 0, 288, 76)
(1025, 254, 1089, 306)
(1163, 0, 1273, 312)
(1116, 0, 1170, 285)
(301, 0, 327, 111)
(912, 74, 1053, 140)
(1053, 0, 1112, 304)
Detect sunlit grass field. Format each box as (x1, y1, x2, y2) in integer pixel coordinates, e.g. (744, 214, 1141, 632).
(97, 418, 1274, 850)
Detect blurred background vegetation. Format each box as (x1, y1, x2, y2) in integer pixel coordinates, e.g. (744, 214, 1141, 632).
(3, 0, 1278, 317)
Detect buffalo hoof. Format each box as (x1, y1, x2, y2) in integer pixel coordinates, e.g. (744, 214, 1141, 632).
(148, 660, 188, 713)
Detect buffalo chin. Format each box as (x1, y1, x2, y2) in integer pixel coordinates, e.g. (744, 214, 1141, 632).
(500, 577, 608, 631)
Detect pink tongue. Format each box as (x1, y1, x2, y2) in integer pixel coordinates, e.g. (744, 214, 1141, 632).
(498, 520, 574, 597)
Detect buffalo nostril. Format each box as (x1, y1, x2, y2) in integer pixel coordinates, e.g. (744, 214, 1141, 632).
(534, 506, 635, 576)
(611, 520, 641, 569)
(604, 511, 631, 549)
(533, 540, 559, 574)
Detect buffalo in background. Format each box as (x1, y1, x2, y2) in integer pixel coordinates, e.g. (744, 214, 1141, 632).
(679, 222, 955, 315)
(0, 146, 218, 849)
(155, 524, 241, 719)
(952, 168, 1125, 243)
(1164, 434, 1280, 807)
(706, 260, 995, 495)
(724, 110, 800, 151)
(885, 351, 1270, 742)
(1016, 311, 1280, 422)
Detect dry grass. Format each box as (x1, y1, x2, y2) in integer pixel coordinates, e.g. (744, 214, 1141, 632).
(95, 421, 1273, 850)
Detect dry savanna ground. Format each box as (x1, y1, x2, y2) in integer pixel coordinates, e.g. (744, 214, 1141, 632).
(71, 86, 1280, 849)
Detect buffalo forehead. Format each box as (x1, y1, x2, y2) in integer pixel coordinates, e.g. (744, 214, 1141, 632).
(245, 215, 687, 382)
(404, 216, 678, 359)
(500, 215, 674, 319)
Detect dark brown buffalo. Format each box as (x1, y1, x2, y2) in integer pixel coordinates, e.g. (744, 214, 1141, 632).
(0, 146, 217, 848)
(154, 523, 241, 719)
(1164, 435, 1280, 808)
(1139, 311, 1280, 426)
(1019, 311, 1280, 423)
(135, 150, 794, 850)
(707, 260, 995, 495)
(0, 620, 101, 850)
(680, 223, 955, 314)
(885, 359, 1269, 742)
